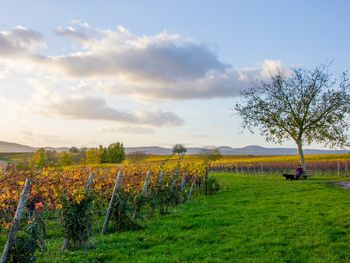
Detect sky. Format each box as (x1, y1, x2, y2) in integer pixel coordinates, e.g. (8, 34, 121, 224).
(0, 0, 349, 149)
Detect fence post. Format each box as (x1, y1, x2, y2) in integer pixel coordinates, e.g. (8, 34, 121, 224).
(1, 178, 31, 263)
(101, 171, 123, 235)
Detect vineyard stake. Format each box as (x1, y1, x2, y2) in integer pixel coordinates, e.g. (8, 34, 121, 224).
(101, 171, 123, 235)
(1, 178, 31, 263)
(157, 170, 164, 189)
(186, 174, 197, 203)
(62, 172, 94, 250)
(132, 171, 152, 221)
(180, 171, 188, 192)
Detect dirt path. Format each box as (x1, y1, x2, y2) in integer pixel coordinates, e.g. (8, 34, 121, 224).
(337, 182, 350, 189)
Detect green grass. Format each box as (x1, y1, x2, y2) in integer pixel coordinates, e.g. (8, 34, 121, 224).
(0, 152, 33, 162)
(2, 173, 350, 262)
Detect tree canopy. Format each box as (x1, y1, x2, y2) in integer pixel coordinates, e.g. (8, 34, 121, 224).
(172, 144, 187, 155)
(235, 64, 350, 172)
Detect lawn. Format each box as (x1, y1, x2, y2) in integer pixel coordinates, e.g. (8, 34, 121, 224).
(2, 173, 350, 262)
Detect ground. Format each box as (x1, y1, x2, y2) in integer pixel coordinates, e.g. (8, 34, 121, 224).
(1, 173, 350, 262)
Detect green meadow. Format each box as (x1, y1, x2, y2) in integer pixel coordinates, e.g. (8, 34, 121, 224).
(2, 173, 350, 262)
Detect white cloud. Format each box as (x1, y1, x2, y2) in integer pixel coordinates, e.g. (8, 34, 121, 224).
(48, 25, 228, 84)
(27, 79, 184, 127)
(0, 26, 45, 57)
(0, 22, 287, 102)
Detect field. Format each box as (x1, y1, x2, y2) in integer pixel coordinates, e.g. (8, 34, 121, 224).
(1, 172, 350, 262)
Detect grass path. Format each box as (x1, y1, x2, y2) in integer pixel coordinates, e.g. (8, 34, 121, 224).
(3, 173, 350, 262)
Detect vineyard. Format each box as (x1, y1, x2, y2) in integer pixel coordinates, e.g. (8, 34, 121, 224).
(0, 160, 215, 262)
(1, 154, 350, 261)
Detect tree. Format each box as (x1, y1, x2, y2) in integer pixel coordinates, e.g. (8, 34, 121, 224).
(235, 64, 350, 173)
(108, 142, 125, 163)
(58, 151, 73, 166)
(98, 145, 110, 163)
(201, 146, 222, 168)
(69, 147, 79, 153)
(172, 144, 187, 155)
(98, 143, 125, 164)
(31, 148, 47, 168)
(85, 148, 100, 164)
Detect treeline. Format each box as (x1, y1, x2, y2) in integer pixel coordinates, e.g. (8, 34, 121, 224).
(20, 142, 125, 169)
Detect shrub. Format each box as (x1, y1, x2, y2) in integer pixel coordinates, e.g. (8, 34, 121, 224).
(111, 189, 139, 232)
(60, 193, 94, 248)
(8, 210, 46, 262)
(202, 176, 220, 195)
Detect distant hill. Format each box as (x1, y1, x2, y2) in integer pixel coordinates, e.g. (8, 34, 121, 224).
(0, 141, 35, 153)
(0, 141, 348, 155)
(125, 145, 349, 156)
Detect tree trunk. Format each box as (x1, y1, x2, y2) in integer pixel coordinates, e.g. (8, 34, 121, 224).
(296, 139, 307, 176)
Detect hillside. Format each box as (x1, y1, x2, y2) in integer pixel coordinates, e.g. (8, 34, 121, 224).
(0, 141, 348, 155)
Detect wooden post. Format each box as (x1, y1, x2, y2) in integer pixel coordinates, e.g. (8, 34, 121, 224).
(180, 171, 187, 191)
(62, 172, 94, 250)
(141, 171, 152, 196)
(260, 163, 263, 174)
(338, 162, 340, 176)
(101, 171, 123, 235)
(1, 178, 31, 263)
(157, 170, 164, 189)
(186, 175, 197, 203)
(85, 172, 94, 194)
(133, 171, 152, 221)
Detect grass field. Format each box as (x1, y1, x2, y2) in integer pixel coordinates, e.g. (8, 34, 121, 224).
(2, 172, 350, 262)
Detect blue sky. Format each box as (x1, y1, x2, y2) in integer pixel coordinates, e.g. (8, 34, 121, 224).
(0, 1, 349, 148)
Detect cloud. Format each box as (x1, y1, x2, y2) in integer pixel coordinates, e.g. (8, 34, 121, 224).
(0, 26, 45, 57)
(68, 64, 276, 100)
(46, 96, 184, 126)
(28, 80, 184, 127)
(0, 22, 286, 101)
(49, 25, 228, 84)
(55, 20, 103, 44)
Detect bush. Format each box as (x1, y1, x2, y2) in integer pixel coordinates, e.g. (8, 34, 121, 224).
(202, 176, 220, 195)
(8, 213, 46, 262)
(60, 194, 94, 248)
(111, 189, 139, 232)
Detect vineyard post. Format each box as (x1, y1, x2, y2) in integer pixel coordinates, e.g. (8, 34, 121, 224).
(260, 163, 263, 175)
(338, 162, 340, 176)
(101, 171, 123, 235)
(186, 173, 197, 203)
(240, 163, 244, 175)
(1, 178, 31, 263)
(180, 171, 187, 192)
(62, 172, 94, 250)
(132, 171, 152, 221)
(253, 163, 256, 176)
(157, 170, 164, 189)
